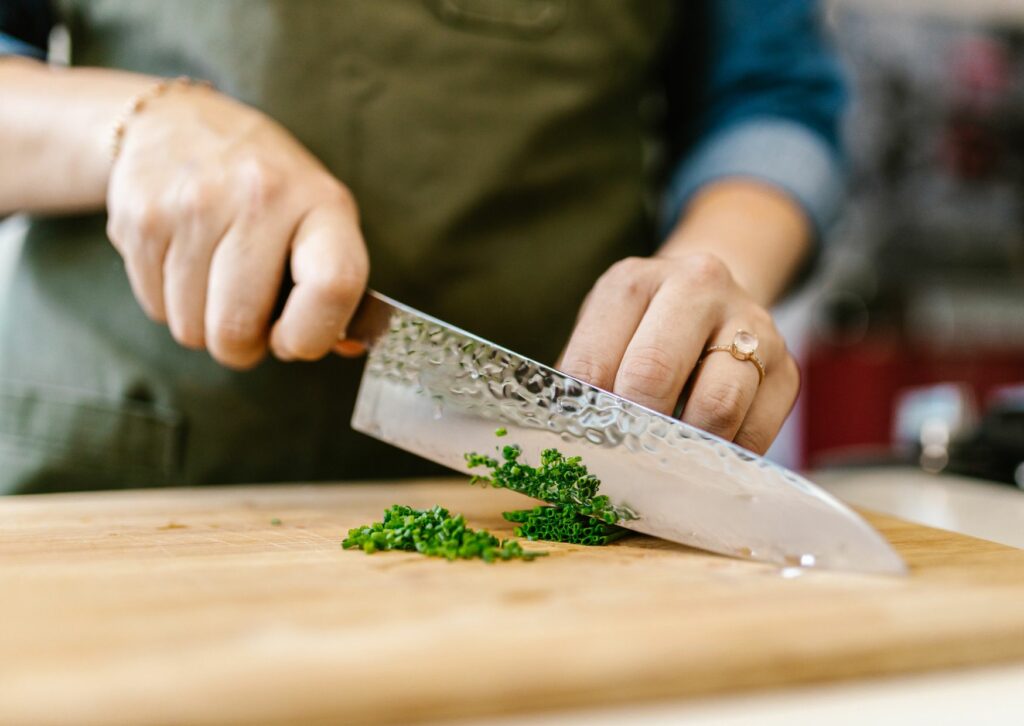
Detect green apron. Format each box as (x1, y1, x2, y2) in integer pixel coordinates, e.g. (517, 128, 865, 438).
(0, 0, 672, 494)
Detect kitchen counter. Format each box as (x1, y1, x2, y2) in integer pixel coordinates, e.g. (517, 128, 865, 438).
(820, 468, 1024, 549)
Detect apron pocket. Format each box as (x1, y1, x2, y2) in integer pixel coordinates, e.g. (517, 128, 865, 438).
(424, 0, 566, 38)
(0, 380, 184, 493)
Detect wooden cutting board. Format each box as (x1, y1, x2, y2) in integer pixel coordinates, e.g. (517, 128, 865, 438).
(2, 479, 1024, 725)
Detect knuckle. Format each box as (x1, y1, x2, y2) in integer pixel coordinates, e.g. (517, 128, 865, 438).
(169, 318, 205, 350)
(690, 380, 747, 433)
(217, 353, 264, 371)
(211, 344, 265, 370)
(616, 347, 677, 404)
(105, 216, 126, 252)
(597, 257, 651, 299)
(238, 159, 285, 209)
(734, 428, 772, 455)
(132, 202, 166, 241)
(602, 256, 646, 282)
(177, 177, 220, 219)
(307, 270, 365, 308)
(164, 237, 208, 272)
(561, 353, 616, 389)
(325, 180, 359, 217)
(133, 295, 165, 324)
(208, 315, 264, 354)
(608, 256, 648, 278)
(675, 252, 730, 289)
(142, 299, 167, 324)
(281, 336, 329, 362)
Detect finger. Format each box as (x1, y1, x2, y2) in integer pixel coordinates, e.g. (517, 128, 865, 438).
(733, 354, 801, 455)
(122, 235, 171, 323)
(163, 179, 232, 349)
(558, 257, 657, 390)
(205, 214, 293, 370)
(270, 201, 368, 362)
(680, 350, 760, 440)
(108, 202, 172, 322)
(163, 232, 217, 350)
(612, 278, 722, 414)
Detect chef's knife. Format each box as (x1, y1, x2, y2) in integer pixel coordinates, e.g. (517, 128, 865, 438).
(348, 290, 907, 575)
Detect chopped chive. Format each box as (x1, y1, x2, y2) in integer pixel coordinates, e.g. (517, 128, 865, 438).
(342, 504, 545, 562)
(466, 433, 632, 547)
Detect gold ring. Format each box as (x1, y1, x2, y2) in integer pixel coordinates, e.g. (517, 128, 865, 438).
(701, 329, 765, 384)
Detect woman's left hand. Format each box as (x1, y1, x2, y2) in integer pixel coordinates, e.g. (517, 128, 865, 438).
(558, 251, 799, 455)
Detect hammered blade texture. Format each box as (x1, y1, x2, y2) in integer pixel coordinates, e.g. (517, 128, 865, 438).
(365, 309, 795, 488)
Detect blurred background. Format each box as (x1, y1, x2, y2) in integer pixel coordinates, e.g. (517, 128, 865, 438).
(2, 0, 1022, 486)
(768, 0, 1024, 487)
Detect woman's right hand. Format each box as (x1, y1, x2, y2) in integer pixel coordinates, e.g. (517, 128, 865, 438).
(106, 83, 368, 369)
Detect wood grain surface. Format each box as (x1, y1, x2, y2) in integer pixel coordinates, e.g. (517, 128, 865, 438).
(2, 479, 1023, 725)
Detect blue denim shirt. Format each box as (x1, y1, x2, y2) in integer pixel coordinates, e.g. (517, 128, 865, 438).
(664, 0, 845, 239)
(1, 0, 845, 238)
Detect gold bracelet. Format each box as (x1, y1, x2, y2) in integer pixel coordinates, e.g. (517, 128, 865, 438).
(110, 75, 213, 161)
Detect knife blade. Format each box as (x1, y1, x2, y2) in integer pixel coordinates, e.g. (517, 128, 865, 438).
(348, 290, 906, 575)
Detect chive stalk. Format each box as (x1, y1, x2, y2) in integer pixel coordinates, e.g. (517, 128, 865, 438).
(342, 504, 544, 562)
(466, 435, 632, 546)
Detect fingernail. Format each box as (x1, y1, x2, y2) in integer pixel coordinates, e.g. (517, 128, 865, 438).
(334, 339, 366, 357)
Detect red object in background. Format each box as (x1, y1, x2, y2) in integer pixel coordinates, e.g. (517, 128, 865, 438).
(951, 35, 1010, 111)
(801, 335, 1024, 468)
(943, 119, 1001, 179)
(941, 36, 1010, 179)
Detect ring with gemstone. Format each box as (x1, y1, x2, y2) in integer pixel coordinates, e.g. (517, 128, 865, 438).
(701, 329, 766, 384)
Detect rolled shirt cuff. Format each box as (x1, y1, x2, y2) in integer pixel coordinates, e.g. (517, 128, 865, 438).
(663, 117, 844, 241)
(0, 32, 47, 60)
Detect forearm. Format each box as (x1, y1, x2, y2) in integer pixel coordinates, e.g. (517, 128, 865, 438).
(658, 179, 812, 307)
(0, 57, 156, 215)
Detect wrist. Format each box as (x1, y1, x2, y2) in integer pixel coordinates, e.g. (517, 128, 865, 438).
(660, 179, 812, 306)
(109, 76, 214, 163)
(657, 235, 771, 305)
(82, 68, 168, 202)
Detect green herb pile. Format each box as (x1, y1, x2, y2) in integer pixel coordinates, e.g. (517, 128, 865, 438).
(342, 504, 544, 562)
(502, 505, 628, 546)
(466, 430, 631, 546)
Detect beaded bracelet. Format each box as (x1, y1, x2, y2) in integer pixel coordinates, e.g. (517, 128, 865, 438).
(110, 75, 213, 161)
